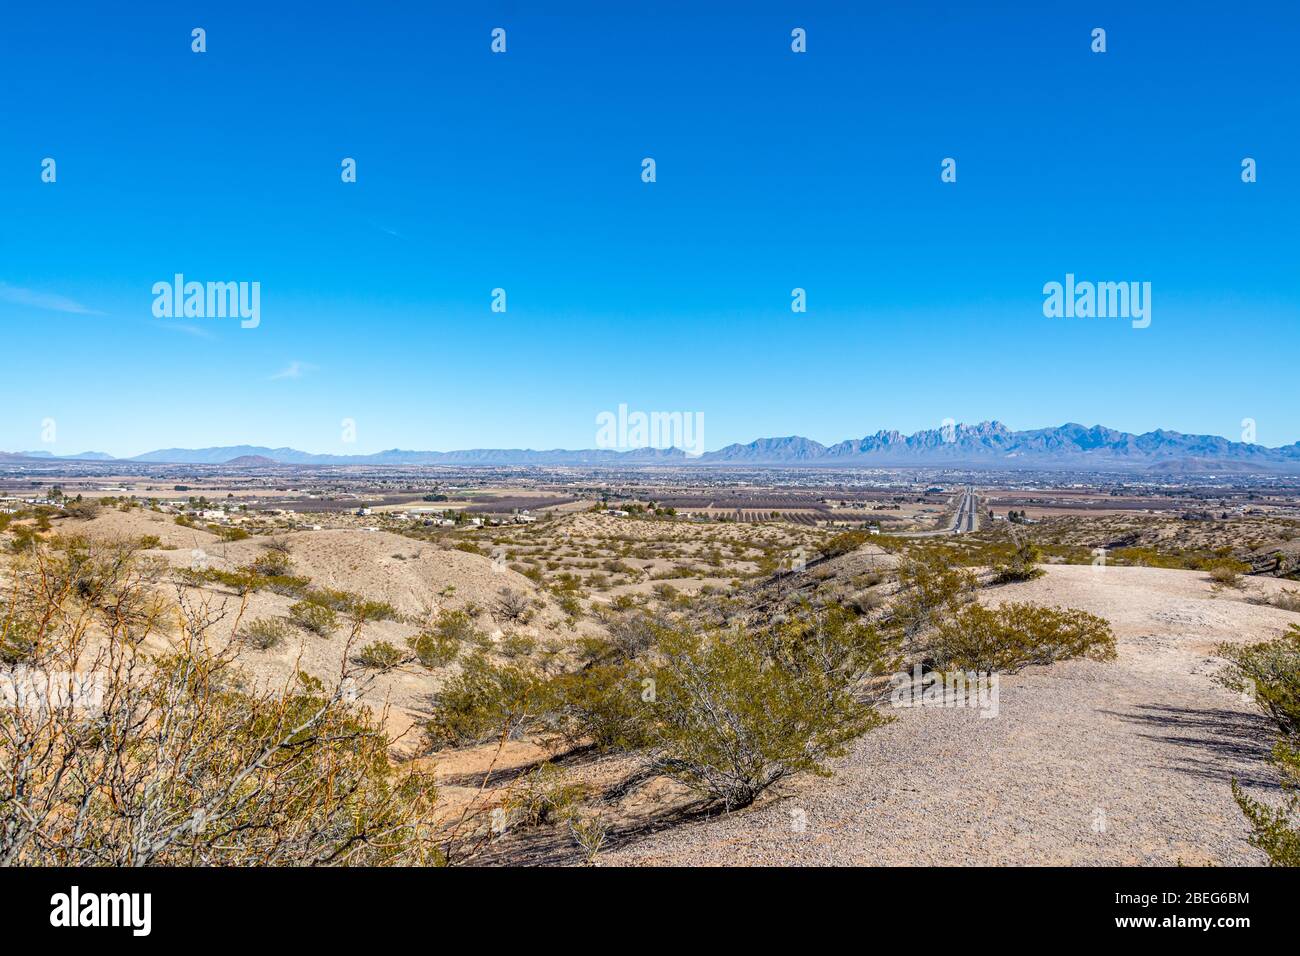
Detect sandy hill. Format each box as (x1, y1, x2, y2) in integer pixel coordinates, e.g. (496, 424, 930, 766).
(211, 528, 555, 619)
(62, 507, 222, 550)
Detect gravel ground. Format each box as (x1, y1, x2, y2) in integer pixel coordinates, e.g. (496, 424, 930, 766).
(605, 565, 1296, 866)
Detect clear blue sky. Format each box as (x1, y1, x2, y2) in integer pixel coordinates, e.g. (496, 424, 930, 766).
(1, 1, 1296, 457)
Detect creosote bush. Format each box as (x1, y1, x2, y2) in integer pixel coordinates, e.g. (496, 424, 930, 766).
(991, 537, 1045, 584)
(645, 608, 896, 809)
(0, 539, 439, 865)
(409, 630, 460, 669)
(544, 663, 647, 751)
(929, 601, 1116, 673)
(1219, 625, 1300, 865)
(356, 640, 404, 671)
(891, 552, 978, 640)
(241, 616, 293, 650)
(505, 763, 581, 828)
(1208, 558, 1250, 588)
(1216, 625, 1300, 740)
(424, 651, 545, 748)
(289, 600, 338, 636)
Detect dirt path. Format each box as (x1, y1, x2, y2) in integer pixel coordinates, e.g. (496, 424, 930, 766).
(606, 565, 1296, 865)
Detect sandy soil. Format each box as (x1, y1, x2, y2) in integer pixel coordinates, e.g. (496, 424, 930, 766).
(604, 565, 1296, 866)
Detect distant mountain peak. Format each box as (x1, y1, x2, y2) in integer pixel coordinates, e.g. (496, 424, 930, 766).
(6, 422, 1296, 473)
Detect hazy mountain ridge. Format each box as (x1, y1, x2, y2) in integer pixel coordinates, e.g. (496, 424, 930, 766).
(5, 422, 1300, 471)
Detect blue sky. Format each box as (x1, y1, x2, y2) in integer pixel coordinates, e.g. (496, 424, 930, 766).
(1, 1, 1296, 457)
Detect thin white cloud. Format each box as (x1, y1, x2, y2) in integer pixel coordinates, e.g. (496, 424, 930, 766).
(270, 360, 317, 381)
(155, 322, 215, 340)
(0, 282, 102, 315)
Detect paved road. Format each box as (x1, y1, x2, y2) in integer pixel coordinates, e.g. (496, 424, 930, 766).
(952, 485, 979, 534)
(902, 486, 979, 537)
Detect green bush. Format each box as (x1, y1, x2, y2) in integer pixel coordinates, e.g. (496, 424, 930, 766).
(823, 529, 874, 558)
(1233, 740, 1300, 866)
(544, 664, 647, 751)
(991, 538, 1045, 584)
(409, 630, 460, 668)
(297, 587, 396, 622)
(241, 616, 293, 650)
(1216, 625, 1300, 738)
(1220, 625, 1300, 865)
(289, 600, 338, 637)
(890, 552, 977, 640)
(250, 551, 293, 577)
(1208, 558, 1250, 588)
(930, 601, 1116, 673)
(424, 651, 545, 747)
(356, 640, 404, 671)
(645, 610, 895, 809)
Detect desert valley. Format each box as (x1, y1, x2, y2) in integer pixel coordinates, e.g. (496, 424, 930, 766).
(5, 441, 1299, 867)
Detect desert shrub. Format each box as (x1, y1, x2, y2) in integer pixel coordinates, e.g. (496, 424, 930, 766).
(249, 550, 293, 578)
(568, 813, 608, 865)
(514, 564, 544, 584)
(1216, 625, 1300, 738)
(496, 587, 532, 623)
(644, 611, 895, 809)
(0, 600, 39, 665)
(348, 598, 399, 623)
(1233, 740, 1300, 866)
(261, 574, 312, 597)
(300, 586, 354, 611)
(498, 631, 537, 659)
(605, 612, 658, 660)
(544, 663, 647, 751)
(355, 640, 404, 671)
(823, 529, 873, 558)
(0, 542, 439, 865)
(652, 583, 679, 602)
(890, 551, 978, 640)
(991, 538, 1045, 584)
(1208, 558, 1250, 588)
(555, 593, 582, 619)
(215, 526, 250, 542)
(241, 616, 293, 650)
(930, 602, 1116, 673)
(505, 763, 581, 828)
(9, 526, 40, 553)
(847, 589, 884, 614)
(289, 601, 338, 637)
(201, 568, 264, 596)
(298, 587, 396, 622)
(408, 630, 460, 669)
(427, 608, 481, 646)
(62, 500, 101, 520)
(1221, 625, 1300, 865)
(424, 651, 545, 748)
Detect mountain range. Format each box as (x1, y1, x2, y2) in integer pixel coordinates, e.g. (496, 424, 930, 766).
(5, 422, 1300, 472)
